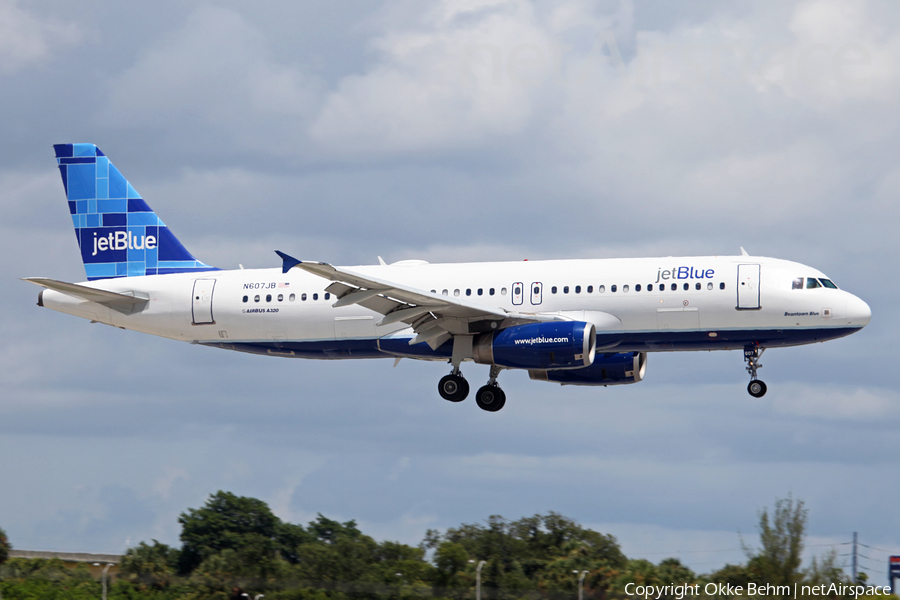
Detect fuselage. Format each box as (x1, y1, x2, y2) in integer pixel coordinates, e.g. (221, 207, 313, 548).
(38, 254, 871, 361)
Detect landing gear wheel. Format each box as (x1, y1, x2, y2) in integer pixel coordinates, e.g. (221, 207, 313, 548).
(438, 374, 469, 402)
(747, 380, 767, 398)
(743, 345, 767, 398)
(475, 385, 506, 412)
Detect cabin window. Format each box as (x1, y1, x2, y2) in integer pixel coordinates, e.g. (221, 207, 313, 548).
(431, 290, 436, 293)
(477, 288, 483, 296)
(254, 295, 260, 302)
(442, 289, 449, 296)
(707, 282, 713, 290)
(599, 285, 605, 293)
(564, 286, 569, 294)
(671, 283, 677, 291)
(466, 289, 472, 296)
(501, 287, 508, 295)
(623, 285, 630, 292)
(489, 288, 495, 296)
(266, 294, 272, 302)
(648, 284, 654, 291)
(313, 293, 318, 300)
(514, 285, 521, 296)
(695, 283, 701, 290)
(277, 294, 283, 302)
(719, 282, 725, 290)
(454, 289, 460, 297)
(575, 285, 581, 294)
(587, 285, 593, 293)
(611, 285, 617, 293)
(819, 278, 838, 289)
(289, 293, 296, 301)
(242, 295, 248, 303)
(301, 293, 307, 301)
(792, 277, 804, 290)
(635, 284, 641, 292)
(551, 286, 558, 294)
(325, 293, 330, 300)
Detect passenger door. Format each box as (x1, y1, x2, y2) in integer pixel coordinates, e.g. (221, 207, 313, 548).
(736, 264, 761, 310)
(192, 278, 216, 324)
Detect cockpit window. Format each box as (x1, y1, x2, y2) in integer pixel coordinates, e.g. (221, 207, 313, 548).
(792, 277, 803, 290)
(806, 277, 822, 289)
(819, 278, 838, 289)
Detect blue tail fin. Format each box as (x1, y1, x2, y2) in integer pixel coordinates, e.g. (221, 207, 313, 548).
(53, 143, 217, 280)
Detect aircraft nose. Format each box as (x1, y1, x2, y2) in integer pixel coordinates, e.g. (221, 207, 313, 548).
(846, 294, 871, 327)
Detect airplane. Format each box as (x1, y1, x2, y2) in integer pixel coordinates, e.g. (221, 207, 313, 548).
(25, 144, 872, 412)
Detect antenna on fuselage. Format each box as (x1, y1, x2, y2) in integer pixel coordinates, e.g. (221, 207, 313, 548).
(740, 247, 749, 256)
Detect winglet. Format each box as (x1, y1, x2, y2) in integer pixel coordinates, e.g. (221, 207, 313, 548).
(275, 250, 302, 274)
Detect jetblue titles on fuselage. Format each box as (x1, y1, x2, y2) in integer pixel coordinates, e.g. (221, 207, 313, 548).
(655, 266, 715, 283)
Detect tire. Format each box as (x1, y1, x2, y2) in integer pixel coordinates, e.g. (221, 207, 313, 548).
(475, 385, 506, 412)
(439, 375, 469, 402)
(747, 380, 767, 398)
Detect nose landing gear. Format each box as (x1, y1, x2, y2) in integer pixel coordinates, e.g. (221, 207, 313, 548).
(744, 345, 767, 398)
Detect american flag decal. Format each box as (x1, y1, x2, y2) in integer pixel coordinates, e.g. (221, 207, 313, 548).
(278, 282, 290, 288)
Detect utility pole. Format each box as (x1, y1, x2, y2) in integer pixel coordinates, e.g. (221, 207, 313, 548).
(852, 532, 858, 584)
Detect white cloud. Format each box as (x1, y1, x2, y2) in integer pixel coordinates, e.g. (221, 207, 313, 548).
(102, 5, 322, 154)
(772, 384, 899, 421)
(0, 0, 81, 74)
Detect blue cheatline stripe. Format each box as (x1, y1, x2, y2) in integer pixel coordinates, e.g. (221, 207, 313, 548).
(200, 326, 864, 361)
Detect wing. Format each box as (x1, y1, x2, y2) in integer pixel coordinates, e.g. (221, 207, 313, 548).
(23, 277, 149, 314)
(275, 251, 561, 349)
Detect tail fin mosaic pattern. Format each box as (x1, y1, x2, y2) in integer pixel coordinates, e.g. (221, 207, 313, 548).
(54, 143, 217, 281)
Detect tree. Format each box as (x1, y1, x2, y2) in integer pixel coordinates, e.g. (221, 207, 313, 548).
(120, 540, 179, 588)
(178, 491, 282, 574)
(0, 526, 9, 565)
(743, 496, 808, 597)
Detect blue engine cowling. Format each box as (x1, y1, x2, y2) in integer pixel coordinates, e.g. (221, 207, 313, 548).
(473, 321, 596, 370)
(528, 352, 647, 386)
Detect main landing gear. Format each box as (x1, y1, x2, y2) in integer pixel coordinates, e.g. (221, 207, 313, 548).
(475, 365, 506, 412)
(437, 364, 506, 412)
(744, 345, 767, 398)
(438, 368, 469, 402)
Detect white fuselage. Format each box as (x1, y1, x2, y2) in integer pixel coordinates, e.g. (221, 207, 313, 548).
(38, 255, 871, 362)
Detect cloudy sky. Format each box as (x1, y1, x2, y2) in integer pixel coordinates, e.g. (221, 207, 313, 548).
(1, 0, 899, 577)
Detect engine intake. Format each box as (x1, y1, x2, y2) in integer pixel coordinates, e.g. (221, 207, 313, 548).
(473, 321, 596, 370)
(529, 351, 647, 386)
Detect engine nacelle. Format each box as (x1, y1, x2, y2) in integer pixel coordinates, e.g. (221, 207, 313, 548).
(528, 351, 647, 386)
(473, 321, 596, 370)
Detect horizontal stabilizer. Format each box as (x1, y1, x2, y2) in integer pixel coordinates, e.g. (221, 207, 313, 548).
(23, 277, 149, 313)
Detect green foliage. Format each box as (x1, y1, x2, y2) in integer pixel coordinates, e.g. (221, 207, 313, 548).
(179, 491, 284, 574)
(742, 496, 808, 595)
(4, 493, 867, 600)
(120, 540, 179, 588)
(0, 526, 9, 565)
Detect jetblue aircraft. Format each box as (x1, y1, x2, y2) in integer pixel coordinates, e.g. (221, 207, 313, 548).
(26, 144, 872, 411)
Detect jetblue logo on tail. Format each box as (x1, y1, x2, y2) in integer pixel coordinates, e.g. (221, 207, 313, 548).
(54, 143, 217, 280)
(92, 231, 157, 255)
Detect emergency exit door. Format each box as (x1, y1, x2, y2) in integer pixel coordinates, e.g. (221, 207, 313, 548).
(736, 264, 760, 310)
(192, 279, 216, 324)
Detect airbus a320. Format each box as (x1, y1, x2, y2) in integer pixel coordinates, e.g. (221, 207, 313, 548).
(25, 144, 872, 412)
